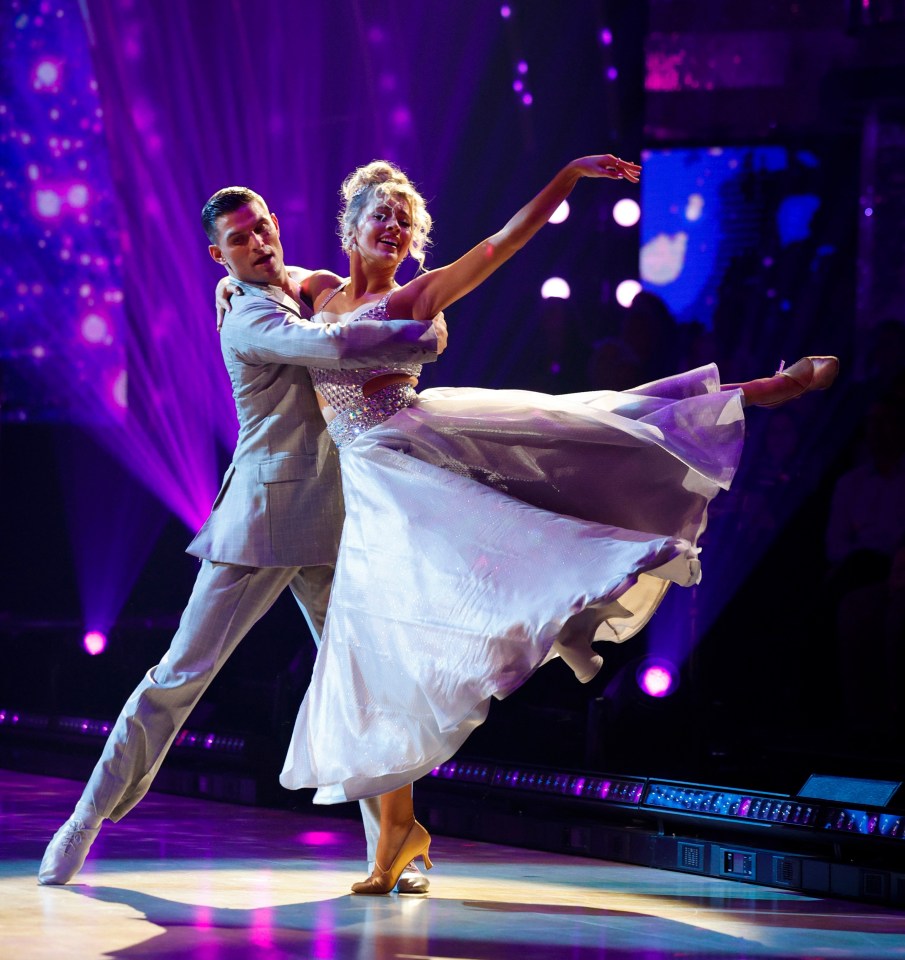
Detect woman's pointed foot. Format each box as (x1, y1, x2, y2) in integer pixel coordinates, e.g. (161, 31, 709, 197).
(351, 821, 433, 895)
(745, 356, 839, 408)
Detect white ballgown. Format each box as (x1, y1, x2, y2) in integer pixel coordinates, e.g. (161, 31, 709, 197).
(279, 293, 745, 803)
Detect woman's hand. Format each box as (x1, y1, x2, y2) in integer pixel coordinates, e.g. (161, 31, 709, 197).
(570, 154, 642, 184)
(215, 277, 242, 332)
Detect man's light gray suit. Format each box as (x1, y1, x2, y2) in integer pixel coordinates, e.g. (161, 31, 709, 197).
(75, 281, 438, 860)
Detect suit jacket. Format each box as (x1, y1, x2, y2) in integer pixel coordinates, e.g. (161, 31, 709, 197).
(187, 280, 439, 567)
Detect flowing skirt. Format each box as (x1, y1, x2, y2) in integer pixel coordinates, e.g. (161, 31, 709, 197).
(280, 365, 746, 802)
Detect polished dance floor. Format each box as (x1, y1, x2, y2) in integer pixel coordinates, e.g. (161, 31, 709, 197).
(2, 769, 904, 959)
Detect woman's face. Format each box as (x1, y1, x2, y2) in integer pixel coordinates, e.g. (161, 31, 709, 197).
(354, 194, 413, 268)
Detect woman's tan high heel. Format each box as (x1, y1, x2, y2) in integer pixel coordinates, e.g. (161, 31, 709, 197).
(351, 820, 433, 895)
(756, 356, 840, 407)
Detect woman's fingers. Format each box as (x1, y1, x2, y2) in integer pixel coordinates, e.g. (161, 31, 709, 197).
(575, 154, 642, 183)
(601, 155, 642, 181)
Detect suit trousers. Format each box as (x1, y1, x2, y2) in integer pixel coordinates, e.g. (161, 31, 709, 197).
(75, 559, 382, 861)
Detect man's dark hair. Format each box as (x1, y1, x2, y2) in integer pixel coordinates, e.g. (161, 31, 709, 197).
(201, 186, 266, 243)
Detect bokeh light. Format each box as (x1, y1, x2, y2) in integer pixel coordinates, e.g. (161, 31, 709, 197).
(613, 197, 640, 227)
(80, 313, 110, 344)
(548, 200, 570, 224)
(541, 277, 570, 300)
(32, 58, 63, 92)
(615, 279, 642, 307)
(685, 192, 705, 221)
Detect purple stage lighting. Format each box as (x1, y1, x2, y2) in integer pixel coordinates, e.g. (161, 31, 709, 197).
(296, 830, 343, 847)
(636, 659, 677, 698)
(82, 630, 107, 656)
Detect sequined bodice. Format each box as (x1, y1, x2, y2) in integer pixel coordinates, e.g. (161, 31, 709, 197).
(308, 284, 422, 415)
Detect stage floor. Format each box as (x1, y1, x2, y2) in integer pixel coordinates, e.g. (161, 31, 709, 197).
(1, 769, 903, 959)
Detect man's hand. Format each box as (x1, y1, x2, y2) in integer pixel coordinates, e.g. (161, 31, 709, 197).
(215, 277, 242, 332)
(432, 311, 448, 355)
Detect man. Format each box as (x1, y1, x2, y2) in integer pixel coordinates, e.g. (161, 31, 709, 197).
(39, 186, 445, 890)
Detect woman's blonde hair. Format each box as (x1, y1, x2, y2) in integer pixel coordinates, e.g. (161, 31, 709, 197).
(338, 160, 432, 269)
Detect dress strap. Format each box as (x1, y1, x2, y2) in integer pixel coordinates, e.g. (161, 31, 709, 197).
(319, 282, 395, 321)
(318, 280, 349, 311)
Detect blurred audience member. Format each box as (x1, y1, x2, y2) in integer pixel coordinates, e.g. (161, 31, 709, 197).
(827, 386, 905, 729)
(826, 389, 905, 576)
(588, 291, 678, 390)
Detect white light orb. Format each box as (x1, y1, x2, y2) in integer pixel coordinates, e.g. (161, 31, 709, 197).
(541, 277, 570, 300)
(612, 198, 640, 227)
(615, 279, 642, 307)
(548, 200, 570, 224)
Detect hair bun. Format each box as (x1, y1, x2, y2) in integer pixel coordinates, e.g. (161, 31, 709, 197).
(338, 160, 433, 268)
(342, 160, 408, 202)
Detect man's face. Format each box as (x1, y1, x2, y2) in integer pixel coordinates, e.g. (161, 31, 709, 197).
(208, 198, 285, 285)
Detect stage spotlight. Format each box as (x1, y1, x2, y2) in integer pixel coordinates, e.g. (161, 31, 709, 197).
(548, 200, 570, 224)
(541, 277, 570, 300)
(612, 198, 640, 227)
(615, 279, 641, 307)
(82, 630, 107, 656)
(636, 658, 678, 698)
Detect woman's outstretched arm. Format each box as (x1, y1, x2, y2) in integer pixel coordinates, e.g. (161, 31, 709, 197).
(391, 154, 640, 322)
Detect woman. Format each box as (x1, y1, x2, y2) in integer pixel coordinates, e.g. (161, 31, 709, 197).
(239, 155, 836, 893)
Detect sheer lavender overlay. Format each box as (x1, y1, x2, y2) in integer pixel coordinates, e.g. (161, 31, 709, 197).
(280, 363, 745, 802)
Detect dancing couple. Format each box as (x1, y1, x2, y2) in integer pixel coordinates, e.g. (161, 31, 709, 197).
(40, 152, 837, 895)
